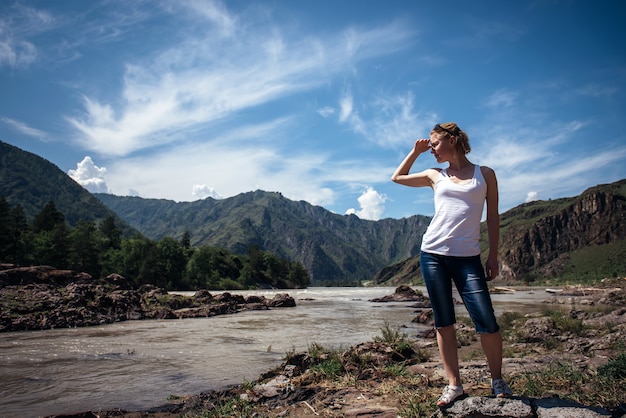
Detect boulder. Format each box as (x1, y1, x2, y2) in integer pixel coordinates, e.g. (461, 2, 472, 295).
(433, 396, 612, 418)
(267, 293, 296, 307)
(370, 285, 428, 302)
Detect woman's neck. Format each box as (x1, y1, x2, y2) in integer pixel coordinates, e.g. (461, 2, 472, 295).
(447, 157, 472, 172)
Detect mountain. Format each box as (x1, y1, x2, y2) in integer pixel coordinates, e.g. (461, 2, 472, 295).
(0, 141, 136, 234)
(373, 179, 626, 284)
(3, 140, 624, 286)
(497, 180, 626, 281)
(94, 191, 431, 284)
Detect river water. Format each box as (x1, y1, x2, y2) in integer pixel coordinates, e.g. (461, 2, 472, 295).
(0, 286, 562, 417)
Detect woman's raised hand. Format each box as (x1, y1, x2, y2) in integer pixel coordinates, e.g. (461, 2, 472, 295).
(414, 138, 431, 154)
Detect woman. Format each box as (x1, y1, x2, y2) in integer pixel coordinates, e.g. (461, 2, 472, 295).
(391, 122, 512, 406)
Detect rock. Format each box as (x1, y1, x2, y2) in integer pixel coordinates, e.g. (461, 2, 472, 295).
(268, 293, 296, 307)
(534, 397, 612, 417)
(244, 302, 269, 311)
(214, 291, 246, 304)
(245, 294, 267, 304)
(370, 285, 428, 302)
(412, 308, 434, 325)
(251, 374, 292, 399)
(433, 396, 612, 418)
(173, 306, 211, 318)
(519, 317, 554, 343)
(344, 406, 399, 417)
(193, 289, 213, 301)
(435, 396, 533, 418)
(104, 273, 131, 290)
(0, 266, 296, 332)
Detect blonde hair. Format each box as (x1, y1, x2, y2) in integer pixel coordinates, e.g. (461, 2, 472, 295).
(432, 122, 471, 154)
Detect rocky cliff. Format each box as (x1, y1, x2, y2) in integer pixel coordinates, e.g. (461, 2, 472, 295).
(372, 180, 626, 284)
(499, 181, 626, 281)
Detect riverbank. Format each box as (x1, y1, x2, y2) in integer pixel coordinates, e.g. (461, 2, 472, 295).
(50, 278, 626, 418)
(0, 266, 296, 332)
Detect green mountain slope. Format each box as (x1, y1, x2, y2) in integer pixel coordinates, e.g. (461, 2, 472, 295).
(95, 191, 431, 284)
(0, 141, 136, 234)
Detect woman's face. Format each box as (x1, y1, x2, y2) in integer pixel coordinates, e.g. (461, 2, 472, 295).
(429, 132, 455, 163)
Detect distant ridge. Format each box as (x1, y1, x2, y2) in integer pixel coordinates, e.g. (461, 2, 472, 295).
(95, 191, 431, 284)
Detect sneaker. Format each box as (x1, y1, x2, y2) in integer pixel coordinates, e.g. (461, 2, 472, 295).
(492, 378, 512, 398)
(437, 385, 464, 406)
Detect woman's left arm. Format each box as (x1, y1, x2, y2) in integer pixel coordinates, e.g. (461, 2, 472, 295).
(482, 166, 500, 280)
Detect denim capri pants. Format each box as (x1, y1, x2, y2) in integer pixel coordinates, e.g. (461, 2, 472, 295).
(420, 251, 499, 334)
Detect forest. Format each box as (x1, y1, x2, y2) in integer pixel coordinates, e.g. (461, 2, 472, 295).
(0, 196, 310, 290)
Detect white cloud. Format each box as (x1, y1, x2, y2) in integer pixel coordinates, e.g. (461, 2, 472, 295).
(64, 7, 414, 157)
(100, 120, 393, 207)
(192, 184, 223, 200)
(317, 106, 335, 118)
(471, 118, 626, 212)
(367, 92, 436, 148)
(104, 136, 340, 205)
(67, 156, 109, 193)
(338, 89, 369, 136)
(0, 3, 52, 68)
(179, 0, 237, 37)
(576, 83, 618, 98)
(484, 89, 517, 109)
(1, 117, 48, 140)
(345, 187, 387, 220)
(0, 39, 37, 68)
(525, 191, 538, 202)
(339, 91, 353, 123)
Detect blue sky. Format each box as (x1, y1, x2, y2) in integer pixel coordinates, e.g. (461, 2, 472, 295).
(1, 0, 625, 220)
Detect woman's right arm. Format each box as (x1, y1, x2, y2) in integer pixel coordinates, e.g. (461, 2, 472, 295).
(391, 139, 438, 188)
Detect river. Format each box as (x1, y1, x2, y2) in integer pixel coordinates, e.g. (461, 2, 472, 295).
(0, 286, 561, 417)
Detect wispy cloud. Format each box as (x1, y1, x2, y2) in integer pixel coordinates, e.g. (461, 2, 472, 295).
(575, 83, 619, 98)
(316, 106, 335, 118)
(102, 128, 393, 206)
(0, 3, 54, 68)
(473, 117, 625, 211)
(339, 90, 354, 123)
(65, 4, 414, 158)
(484, 89, 518, 109)
(177, 0, 237, 36)
(1, 117, 48, 140)
(368, 92, 436, 148)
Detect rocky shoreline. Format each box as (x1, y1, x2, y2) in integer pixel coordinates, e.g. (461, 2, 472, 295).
(2, 266, 624, 417)
(57, 282, 626, 417)
(0, 265, 296, 333)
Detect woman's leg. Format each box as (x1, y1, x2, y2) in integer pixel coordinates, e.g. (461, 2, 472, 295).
(420, 252, 460, 386)
(449, 256, 503, 379)
(437, 324, 461, 386)
(480, 331, 503, 380)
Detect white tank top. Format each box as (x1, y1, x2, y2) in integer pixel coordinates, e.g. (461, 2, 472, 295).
(421, 165, 486, 257)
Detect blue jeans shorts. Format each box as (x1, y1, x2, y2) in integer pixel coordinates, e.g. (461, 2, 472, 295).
(420, 251, 499, 334)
